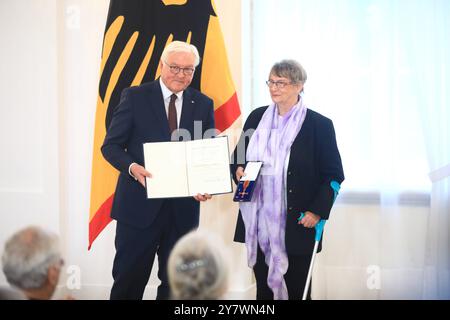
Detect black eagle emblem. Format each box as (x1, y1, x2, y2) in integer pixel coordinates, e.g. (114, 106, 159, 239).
(99, 0, 217, 129)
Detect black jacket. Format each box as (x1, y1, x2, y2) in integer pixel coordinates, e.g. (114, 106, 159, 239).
(231, 107, 344, 255)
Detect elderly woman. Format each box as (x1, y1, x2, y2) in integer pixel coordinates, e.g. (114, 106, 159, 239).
(167, 230, 229, 300)
(231, 60, 344, 300)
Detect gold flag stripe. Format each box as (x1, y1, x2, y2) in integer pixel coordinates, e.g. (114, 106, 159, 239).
(100, 16, 124, 75)
(104, 31, 139, 110)
(201, 16, 236, 109)
(131, 35, 156, 87)
(186, 31, 192, 44)
(154, 34, 174, 80)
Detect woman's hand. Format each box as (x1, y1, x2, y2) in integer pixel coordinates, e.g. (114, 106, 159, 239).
(298, 211, 321, 228)
(235, 166, 246, 181)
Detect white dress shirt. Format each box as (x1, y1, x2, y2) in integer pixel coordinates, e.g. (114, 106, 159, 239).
(159, 78, 183, 128)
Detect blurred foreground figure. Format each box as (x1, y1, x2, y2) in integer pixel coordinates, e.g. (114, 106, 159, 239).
(168, 230, 229, 300)
(1, 226, 63, 300)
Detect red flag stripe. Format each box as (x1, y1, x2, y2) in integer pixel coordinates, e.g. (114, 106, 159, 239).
(214, 92, 240, 133)
(88, 194, 114, 250)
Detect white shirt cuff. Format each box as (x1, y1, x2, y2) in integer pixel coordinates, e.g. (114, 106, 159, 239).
(128, 163, 137, 180)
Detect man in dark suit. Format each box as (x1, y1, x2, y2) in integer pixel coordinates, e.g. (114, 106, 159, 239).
(102, 41, 215, 300)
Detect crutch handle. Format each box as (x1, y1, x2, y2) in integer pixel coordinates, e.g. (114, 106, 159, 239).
(299, 180, 341, 300)
(297, 213, 327, 242)
(297, 212, 305, 221)
(330, 180, 340, 202)
(314, 219, 326, 242)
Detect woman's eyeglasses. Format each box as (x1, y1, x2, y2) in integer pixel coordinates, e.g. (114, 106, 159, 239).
(265, 80, 293, 89)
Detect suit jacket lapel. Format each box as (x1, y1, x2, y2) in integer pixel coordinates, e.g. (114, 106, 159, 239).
(146, 81, 171, 140)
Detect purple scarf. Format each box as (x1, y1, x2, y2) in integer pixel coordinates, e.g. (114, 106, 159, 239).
(240, 96, 307, 300)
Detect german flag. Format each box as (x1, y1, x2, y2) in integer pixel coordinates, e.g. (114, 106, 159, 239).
(89, 0, 241, 249)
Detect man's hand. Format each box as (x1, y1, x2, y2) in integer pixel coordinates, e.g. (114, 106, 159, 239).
(194, 193, 212, 202)
(235, 166, 246, 182)
(130, 163, 152, 188)
(298, 211, 320, 228)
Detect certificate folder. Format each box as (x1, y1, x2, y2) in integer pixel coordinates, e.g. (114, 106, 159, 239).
(143, 136, 232, 199)
(233, 161, 263, 202)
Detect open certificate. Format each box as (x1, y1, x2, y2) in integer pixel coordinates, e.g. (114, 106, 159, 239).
(143, 136, 233, 199)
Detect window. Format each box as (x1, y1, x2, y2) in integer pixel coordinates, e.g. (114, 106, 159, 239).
(242, 0, 446, 195)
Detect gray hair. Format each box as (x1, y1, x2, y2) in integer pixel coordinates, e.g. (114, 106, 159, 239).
(1, 226, 61, 290)
(161, 41, 201, 67)
(168, 230, 229, 300)
(270, 59, 307, 84)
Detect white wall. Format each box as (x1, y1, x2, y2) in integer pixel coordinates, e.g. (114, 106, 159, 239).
(314, 203, 429, 299)
(57, 0, 115, 299)
(0, 0, 61, 285)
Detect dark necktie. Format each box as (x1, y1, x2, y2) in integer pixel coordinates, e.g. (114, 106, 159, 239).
(168, 93, 178, 133)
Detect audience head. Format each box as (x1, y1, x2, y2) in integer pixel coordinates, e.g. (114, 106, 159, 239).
(1, 226, 63, 300)
(168, 230, 229, 300)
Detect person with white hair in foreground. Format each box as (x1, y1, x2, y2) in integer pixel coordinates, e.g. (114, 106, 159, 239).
(1, 226, 64, 300)
(168, 230, 229, 300)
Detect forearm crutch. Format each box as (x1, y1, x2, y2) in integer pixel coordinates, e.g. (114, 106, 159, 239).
(297, 181, 341, 300)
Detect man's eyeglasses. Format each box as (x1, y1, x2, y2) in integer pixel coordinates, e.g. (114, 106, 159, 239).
(164, 62, 195, 76)
(266, 80, 292, 89)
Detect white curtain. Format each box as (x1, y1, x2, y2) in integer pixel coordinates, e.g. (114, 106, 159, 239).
(405, 1, 450, 299)
(249, 0, 449, 299)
